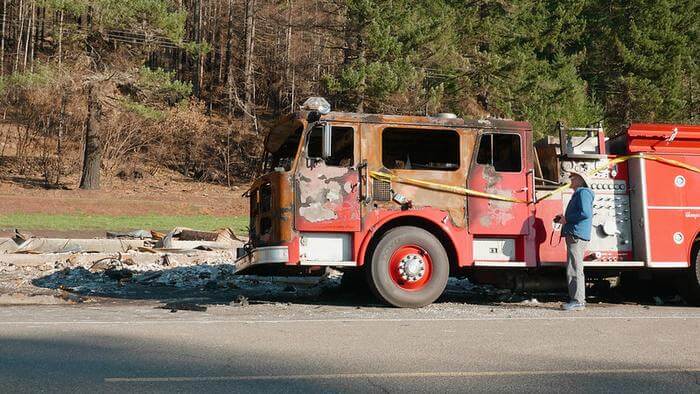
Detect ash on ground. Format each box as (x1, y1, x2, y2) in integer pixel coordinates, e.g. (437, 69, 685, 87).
(0, 256, 688, 309)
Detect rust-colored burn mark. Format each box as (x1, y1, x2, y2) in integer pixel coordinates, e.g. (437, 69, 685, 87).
(374, 169, 469, 228)
(479, 165, 516, 227)
(248, 171, 296, 246)
(297, 165, 356, 223)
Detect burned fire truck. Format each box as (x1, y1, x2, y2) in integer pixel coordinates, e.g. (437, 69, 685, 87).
(236, 97, 700, 307)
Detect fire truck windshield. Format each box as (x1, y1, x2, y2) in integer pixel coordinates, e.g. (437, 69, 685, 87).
(263, 125, 304, 172)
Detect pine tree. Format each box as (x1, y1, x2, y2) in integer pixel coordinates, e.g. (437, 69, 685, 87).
(580, 0, 698, 132)
(454, 0, 601, 136)
(323, 0, 466, 114)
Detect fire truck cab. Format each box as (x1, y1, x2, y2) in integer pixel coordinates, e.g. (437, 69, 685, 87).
(239, 97, 700, 307)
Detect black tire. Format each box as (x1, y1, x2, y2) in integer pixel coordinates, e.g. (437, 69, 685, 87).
(681, 244, 700, 305)
(367, 226, 449, 308)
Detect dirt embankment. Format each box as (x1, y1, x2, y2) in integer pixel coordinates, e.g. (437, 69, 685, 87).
(0, 169, 250, 218)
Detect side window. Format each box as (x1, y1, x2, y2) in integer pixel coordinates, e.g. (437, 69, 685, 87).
(307, 126, 354, 167)
(475, 133, 522, 172)
(476, 134, 492, 165)
(382, 128, 460, 171)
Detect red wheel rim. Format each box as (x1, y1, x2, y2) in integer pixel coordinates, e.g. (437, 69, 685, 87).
(388, 244, 433, 291)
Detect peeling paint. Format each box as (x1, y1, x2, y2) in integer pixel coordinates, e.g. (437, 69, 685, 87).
(318, 166, 351, 179)
(477, 165, 517, 227)
(326, 181, 342, 202)
(296, 162, 360, 224)
(299, 202, 338, 222)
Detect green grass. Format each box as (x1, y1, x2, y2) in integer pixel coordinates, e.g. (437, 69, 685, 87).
(0, 213, 249, 233)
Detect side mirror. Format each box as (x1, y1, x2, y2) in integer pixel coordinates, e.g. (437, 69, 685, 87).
(322, 123, 332, 159)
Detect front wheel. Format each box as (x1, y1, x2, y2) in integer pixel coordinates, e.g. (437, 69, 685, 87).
(367, 226, 449, 308)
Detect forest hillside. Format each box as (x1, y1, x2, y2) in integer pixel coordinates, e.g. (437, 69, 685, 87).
(0, 0, 697, 190)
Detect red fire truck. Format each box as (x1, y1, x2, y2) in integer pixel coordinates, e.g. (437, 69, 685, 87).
(236, 97, 700, 307)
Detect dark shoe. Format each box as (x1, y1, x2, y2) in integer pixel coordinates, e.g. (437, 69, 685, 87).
(561, 301, 585, 311)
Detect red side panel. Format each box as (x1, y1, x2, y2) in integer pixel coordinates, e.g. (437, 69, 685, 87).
(535, 199, 569, 264)
(627, 123, 700, 154)
(643, 156, 700, 265)
(467, 165, 531, 235)
(625, 123, 700, 266)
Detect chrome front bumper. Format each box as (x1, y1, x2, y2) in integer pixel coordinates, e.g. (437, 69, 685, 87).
(234, 246, 289, 273)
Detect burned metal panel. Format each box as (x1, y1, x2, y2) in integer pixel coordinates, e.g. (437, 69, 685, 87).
(295, 164, 361, 230)
(293, 123, 361, 232)
(253, 110, 534, 259)
(248, 171, 295, 247)
(306, 111, 529, 131)
(266, 113, 306, 153)
(361, 122, 477, 228)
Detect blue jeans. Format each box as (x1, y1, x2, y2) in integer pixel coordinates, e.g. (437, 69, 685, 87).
(565, 235, 588, 303)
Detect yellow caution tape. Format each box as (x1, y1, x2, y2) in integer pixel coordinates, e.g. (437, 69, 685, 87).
(370, 154, 700, 205)
(369, 171, 528, 204)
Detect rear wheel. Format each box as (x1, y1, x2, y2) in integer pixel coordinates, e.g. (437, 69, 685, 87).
(681, 244, 700, 305)
(367, 226, 449, 308)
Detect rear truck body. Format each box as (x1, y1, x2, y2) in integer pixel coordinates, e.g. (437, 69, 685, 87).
(236, 98, 700, 307)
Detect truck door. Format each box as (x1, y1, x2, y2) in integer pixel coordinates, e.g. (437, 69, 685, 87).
(467, 131, 531, 235)
(294, 123, 361, 232)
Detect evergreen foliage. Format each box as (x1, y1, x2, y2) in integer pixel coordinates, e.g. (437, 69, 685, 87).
(580, 0, 698, 131)
(136, 67, 193, 106)
(322, 0, 696, 134)
(42, 0, 186, 41)
(0, 0, 697, 185)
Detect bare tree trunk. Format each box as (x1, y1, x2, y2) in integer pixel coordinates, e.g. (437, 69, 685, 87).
(224, 0, 236, 187)
(78, 3, 105, 190)
(224, 0, 234, 116)
(286, 0, 293, 111)
(200, 0, 208, 101)
(193, 0, 202, 97)
(225, 127, 231, 188)
(29, 0, 36, 71)
(209, 0, 217, 82)
(0, 0, 6, 76)
(38, 5, 45, 43)
(14, 0, 24, 73)
(56, 92, 67, 185)
(57, 9, 63, 70)
(291, 68, 295, 110)
(243, 0, 256, 116)
(23, 0, 34, 71)
(79, 83, 102, 190)
(356, 37, 366, 113)
(206, 0, 216, 112)
(0, 0, 7, 76)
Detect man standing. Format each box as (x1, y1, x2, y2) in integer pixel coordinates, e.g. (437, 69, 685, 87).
(556, 171, 595, 311)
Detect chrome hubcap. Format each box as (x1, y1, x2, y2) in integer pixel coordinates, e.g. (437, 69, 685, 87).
(398, 254, 426, 282)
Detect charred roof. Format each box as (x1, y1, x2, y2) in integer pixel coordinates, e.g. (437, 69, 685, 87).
(266, 111, 531, 152)
(319, 111, 529, 130)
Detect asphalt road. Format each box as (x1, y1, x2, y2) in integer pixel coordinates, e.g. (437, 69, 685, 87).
(1, 302, 698, 393)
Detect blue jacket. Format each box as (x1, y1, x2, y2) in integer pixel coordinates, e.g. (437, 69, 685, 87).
(563, 187, 594, 241)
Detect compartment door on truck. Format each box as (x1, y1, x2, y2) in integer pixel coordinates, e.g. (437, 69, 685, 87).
(293, 123, 361, 232)
(467, 131, 531, 235)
